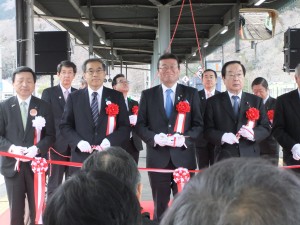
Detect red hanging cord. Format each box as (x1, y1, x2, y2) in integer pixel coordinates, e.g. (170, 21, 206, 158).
(189, 0, 204, 68)
(166, 0, 186, 52)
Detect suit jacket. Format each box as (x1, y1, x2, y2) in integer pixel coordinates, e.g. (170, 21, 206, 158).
(0, 96, 55, 177)
(41, 85, 77, 155)
(260, 96, 279, 155)
(272, 90, 300, 165)
(135, 84, 203, 169)
(59, 86, 131, 164)
(127, 98, 143, 151)
(204, 91, 270, 161)
(196, 89, 220, 147)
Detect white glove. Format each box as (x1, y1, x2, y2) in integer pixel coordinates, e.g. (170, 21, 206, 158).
(9, 145, 27, 161)
(221, 133, 239, 145)
(166, 134, 185, 147)
(77, 140, 92, 153)
(100, 138, 111, 150)
(238, 125, 255, 141)
(291, 144, 300, 160)
(23, 146, 38, 160)
(129, 115, 137, 126)
(154, 133, 168, 147)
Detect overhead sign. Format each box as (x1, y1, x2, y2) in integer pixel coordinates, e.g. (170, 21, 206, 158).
(182, 76, 189, 83)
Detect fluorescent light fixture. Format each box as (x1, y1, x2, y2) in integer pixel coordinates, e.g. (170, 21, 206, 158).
(220, 26, 228, 34)
(203, 42, 209, 48)
(100, 38, 105, 45)
(82, 21, 89, 27)
(254, 0, 266, 6)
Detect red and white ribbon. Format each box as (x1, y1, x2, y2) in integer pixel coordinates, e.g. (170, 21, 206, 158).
(31, 157, 48, 225)
(174, 113, 186, 133)
(173, 167, 190, 192)
(247, 120, 255, 128)
(106, 116, 116, 135)
(34, 129, 41, 145)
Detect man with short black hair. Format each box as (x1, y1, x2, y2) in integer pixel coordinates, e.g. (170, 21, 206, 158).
(0, 66, 55, 225)
(204, 61, 270, 162)
(112, 74, 143, 163)
(41, 60, 78, 198)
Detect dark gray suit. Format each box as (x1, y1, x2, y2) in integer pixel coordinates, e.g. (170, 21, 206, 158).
(195, 89, 220, 169)
(260, 96, 279, 165)
(121, 98, 143, 163)
(273, 90, 300, 170)
(204, 91, 270, 162)
(41, 85, 77, 197)
(136, 84, 203, 220)
(59, 86, 131, 175)
(0, 96, 55, 225)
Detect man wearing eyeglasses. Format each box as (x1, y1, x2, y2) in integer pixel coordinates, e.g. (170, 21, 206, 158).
(204, 61, 270, 162)
(112, 74, 143, 163)
(136, 53, 203, 221)
(60, 58, 130, 175)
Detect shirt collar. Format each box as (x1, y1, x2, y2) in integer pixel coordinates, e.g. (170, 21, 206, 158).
(263, 95, 270, 104)
(227, 91, 242, 99)
(60, 83, 71, 93)
(205, 88, 216, 95)
(17, 95, 31, 105)
(88, 86, 103, 97)
(161, 83, 177, 94)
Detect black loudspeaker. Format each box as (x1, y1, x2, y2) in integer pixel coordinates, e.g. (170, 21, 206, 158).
(284, 49, 300, 71)
(284, 28, 300, 49)
(34, 31, 70, 74)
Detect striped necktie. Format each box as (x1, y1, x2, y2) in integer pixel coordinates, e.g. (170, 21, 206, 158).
(91, 92, 99, 126)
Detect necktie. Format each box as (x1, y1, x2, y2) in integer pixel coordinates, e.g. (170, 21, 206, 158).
(91, 92, 99, 126)
(20, 101, 27, 130)
(165, 89, 173, 119)
(64, 90, 69, 101)
(232, 96, 239, 119)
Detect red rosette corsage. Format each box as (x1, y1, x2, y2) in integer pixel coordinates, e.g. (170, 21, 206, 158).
(176, 101, 190, 113)
(105, 103, 119, 116)
(267, 109, 274, 122)
(132, 105, 139, 115)
(246, 107, 260, 121)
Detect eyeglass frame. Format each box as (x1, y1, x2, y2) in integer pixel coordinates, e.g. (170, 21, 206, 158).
(85, 69, 105, 75)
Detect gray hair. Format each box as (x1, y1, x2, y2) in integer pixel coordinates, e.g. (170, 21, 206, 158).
(160, 158, 300, 225)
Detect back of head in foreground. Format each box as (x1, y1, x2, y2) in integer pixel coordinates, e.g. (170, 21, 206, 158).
(160, 158, 300, 225)
(43, 170, 142, 225)
(81, 146, 141, 194)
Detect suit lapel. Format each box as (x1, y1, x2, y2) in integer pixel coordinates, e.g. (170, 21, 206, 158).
(11, 97, 24, 134)
(158, 86, 168, 120)
(25, 96, 39, 137)
(55, 85, 66, 109)
(221, 92, 236, 122)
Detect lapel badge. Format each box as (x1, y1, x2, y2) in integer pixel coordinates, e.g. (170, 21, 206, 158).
(30, 109, 38, 117)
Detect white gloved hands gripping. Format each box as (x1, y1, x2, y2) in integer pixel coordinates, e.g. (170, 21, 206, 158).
(23, 146, 39, 162)
(129, 115, 137, 126)
(166, 133, 186, 148)
(238, 125, 255, 141)
(9, 145, 27, 161)
(100, 138, 111, 150)
(154, 133, 168, 147)
(291, 144, 300, 161)
(221, 133, 239, 145)
(77, 140, 92, 153)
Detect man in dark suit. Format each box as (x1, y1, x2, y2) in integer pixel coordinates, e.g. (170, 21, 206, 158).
(0, 66, 55, 225)
(196, 69, 220, 169)
(41, 60, 77, 198)
(136, 53, 203, 221)
(204, 61, 270, 162)
(59, 58, 130, 175)
(273, 64, 300, 173)
(112, 74, 143, 163)
(252, 77, 279, 165)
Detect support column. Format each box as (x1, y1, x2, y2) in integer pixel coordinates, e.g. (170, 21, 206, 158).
(26, 0, 35, 69)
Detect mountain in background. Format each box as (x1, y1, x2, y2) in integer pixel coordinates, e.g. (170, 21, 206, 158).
(0, 0, 15, 20)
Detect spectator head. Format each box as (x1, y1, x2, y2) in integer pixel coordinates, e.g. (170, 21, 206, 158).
(161, 158, 300, 225)
(251, 77, 269, 100)
(82, 147, 142, 200)
(112, 74, 130, 95)
(201, 69, 217, 91)
(57, 60, 77, 89)
(43, 170, 142, 225)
